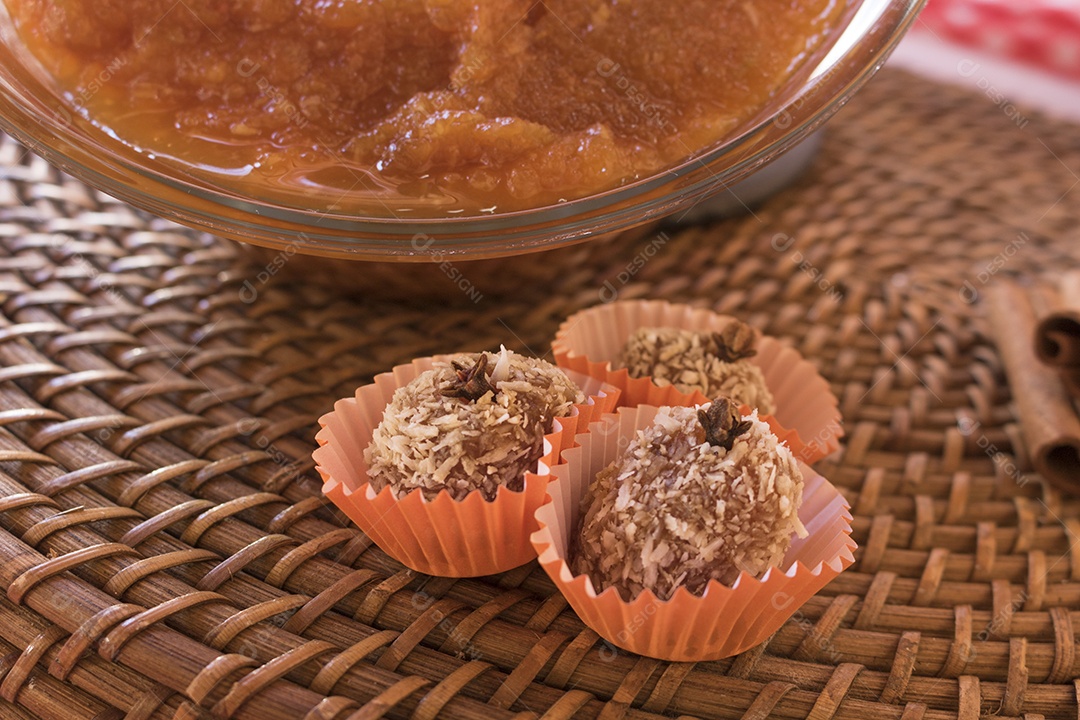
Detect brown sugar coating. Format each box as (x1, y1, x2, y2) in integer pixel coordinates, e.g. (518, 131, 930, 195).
(618, 326, 776, 413)
(365, 350, 583, 501)
(7, 0, 843, 214)
(572, 402, 804, 601)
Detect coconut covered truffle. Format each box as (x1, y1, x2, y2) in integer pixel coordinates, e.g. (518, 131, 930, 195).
(572, 398, 805, 601)
(365, 349, 584, 501)
(618, 321, 775, 413)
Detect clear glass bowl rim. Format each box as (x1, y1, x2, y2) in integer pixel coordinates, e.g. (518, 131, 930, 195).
(0, 0, 927, 260)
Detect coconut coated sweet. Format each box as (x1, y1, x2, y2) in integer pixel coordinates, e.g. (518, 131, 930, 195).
(572, 402, 805, 601)
(365, 349, 583, 501)
(619, 326, 776, 413)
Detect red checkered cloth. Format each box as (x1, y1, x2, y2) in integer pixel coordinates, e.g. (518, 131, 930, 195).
(918, 0, 1080, 79)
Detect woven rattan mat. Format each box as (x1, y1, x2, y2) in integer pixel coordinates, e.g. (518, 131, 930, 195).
(0, 66, 1076, 720)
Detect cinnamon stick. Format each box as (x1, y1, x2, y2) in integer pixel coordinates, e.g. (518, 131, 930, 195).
(1061, 369, 1080, 401)
(988, 280, 1080, 492)
(1035, 271, 1080, 367)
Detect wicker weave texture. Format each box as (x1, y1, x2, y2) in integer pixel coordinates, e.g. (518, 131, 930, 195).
(0, 68, 1076, 719)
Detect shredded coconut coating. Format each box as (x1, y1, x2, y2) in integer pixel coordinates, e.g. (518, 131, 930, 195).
(365, 352, 584, 501)
(572, 405, 804, 601)
(618, 327, 776, 413)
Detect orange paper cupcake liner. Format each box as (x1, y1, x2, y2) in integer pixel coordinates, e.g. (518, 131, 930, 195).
(315, 356, 620, 577)
(551, 299, 843, 463)
(530, 404, 856, 662)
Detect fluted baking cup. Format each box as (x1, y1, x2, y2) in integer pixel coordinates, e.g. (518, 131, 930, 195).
(315, 356, 619, 577)
(551, 299, 842, 462)
(530, 404, 856, 661)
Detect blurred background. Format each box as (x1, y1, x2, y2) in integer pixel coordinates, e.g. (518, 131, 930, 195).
(894, 0, 1080, 120)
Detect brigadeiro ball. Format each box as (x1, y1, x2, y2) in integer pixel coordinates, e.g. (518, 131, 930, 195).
(365, 348, 584, 501)
(618, 320, 775, 413)
(572, 397, 804, 601)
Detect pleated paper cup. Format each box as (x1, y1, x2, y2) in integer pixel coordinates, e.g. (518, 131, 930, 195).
(551, 299, 842, 462)
(315, 356, 619, 578)
(530, 404, 856, 662)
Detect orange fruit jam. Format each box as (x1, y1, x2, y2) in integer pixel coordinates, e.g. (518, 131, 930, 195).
(7, 0, 844, 216)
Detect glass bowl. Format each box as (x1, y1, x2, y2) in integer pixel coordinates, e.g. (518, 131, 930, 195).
(0, 1, 925, 261)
